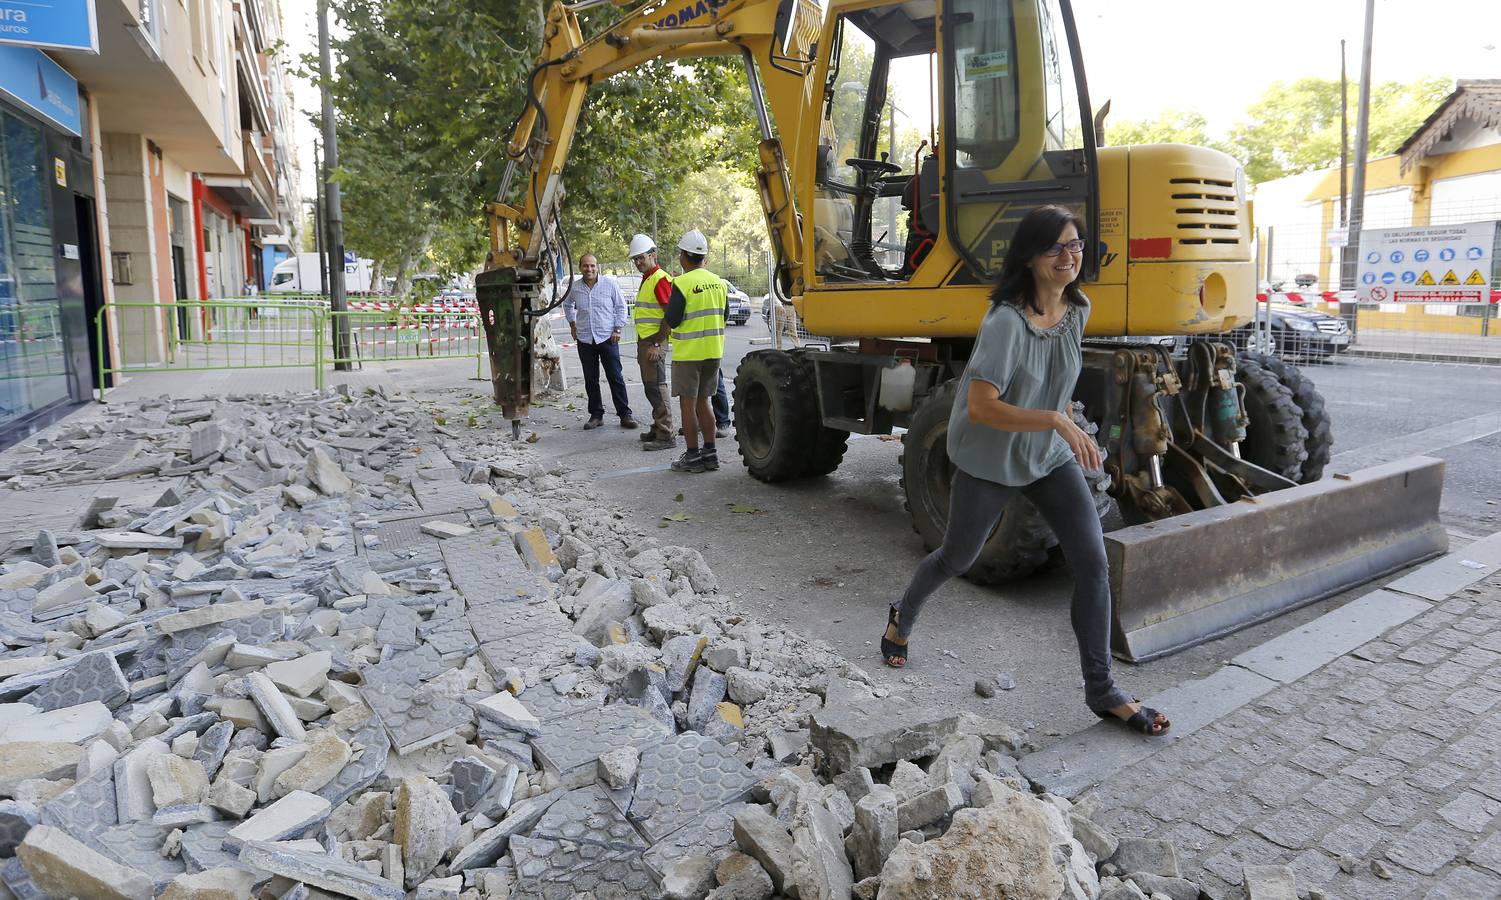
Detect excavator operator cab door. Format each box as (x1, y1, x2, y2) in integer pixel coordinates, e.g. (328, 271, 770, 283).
(941, 0, 1098, 283)
(811, 0, 939, 284)
(808, 0, 1097, 291)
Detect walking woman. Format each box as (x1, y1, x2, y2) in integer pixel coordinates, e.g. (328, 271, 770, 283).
(881, 204, 1169, 736)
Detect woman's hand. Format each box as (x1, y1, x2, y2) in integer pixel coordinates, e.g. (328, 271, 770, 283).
(1053, 410, 1102, 472)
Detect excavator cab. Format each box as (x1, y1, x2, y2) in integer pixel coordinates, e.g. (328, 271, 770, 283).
(797, 0, 1099, 334)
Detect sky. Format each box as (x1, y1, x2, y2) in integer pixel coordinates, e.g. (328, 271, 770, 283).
(279, 0, 1501, 196)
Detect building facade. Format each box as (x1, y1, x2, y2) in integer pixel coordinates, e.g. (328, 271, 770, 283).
(0, 0, 301, 447)
(1255, 80, 1501, 292)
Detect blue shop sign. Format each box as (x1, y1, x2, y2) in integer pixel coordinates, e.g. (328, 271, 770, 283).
(0, 0, 97, 53)
(0, 45, 80, 135)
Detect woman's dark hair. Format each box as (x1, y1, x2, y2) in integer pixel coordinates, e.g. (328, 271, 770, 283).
(989, 204, 1088, 314)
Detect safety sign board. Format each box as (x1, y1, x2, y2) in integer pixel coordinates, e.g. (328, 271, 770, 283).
(1358, 221, 1497, 303)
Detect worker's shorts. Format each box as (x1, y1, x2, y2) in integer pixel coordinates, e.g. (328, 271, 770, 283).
(671, 359, 721, 398)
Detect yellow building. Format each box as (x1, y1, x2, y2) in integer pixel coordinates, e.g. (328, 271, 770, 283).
(1255, 79, 1500, 335)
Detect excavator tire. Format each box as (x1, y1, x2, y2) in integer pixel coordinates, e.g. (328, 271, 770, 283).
(1235, 353, 1309, 482)
(1251, 353, 1334, 483)
(899, 381, 1051, 583)
(792, 352, 850, 477)
(733, 349, 837, 482)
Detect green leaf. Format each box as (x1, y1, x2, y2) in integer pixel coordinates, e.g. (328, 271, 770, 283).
(727, 503, 761, 514)
(662, 512, 690, 522)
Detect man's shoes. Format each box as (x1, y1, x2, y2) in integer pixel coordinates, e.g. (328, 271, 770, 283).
(670, 450, 705, 473)
(639, 430, 657, 442)
(620, 417, 639, 429)
(643, 437, 676, 451)
(701, 449, 720, 471)
(715, 426, 731, 439)
(583, 418, 603, 430)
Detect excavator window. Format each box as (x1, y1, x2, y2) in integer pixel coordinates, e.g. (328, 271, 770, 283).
(813, 2, 938, 284)
(942, 0, 1098, 281)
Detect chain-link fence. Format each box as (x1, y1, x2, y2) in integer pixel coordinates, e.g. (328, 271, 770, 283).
(1249, 201, 1501, 474)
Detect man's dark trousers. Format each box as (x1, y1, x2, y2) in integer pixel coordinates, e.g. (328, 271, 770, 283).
(578, 340, 632, 420)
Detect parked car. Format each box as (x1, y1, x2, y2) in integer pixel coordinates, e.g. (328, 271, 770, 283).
(1229, 302, 1351, 361)
(725, 281, 751, 325)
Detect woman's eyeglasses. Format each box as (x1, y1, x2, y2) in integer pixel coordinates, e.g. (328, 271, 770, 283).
(1042, 239, 1086, 257)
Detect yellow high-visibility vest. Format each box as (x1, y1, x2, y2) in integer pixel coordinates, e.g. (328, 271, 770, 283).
(634, 268, 671, 340)
(669, 268, 727, 362)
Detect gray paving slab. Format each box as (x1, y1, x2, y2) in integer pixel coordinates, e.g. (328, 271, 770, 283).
(0, 855, 45, 900)
(641, 801, 754, 881)
(440, 532, 547, 603)
(508, 834, 658, 900)
(86, 821, 185, 892)
(361, 643, 445, 689)
(356, 514, 456, 574)
(467, 600, 571, 645)
(164, 609, 285, 670)
(238, 840, 405, 900)
(375, 603, 421, 650)
(414, 480, 486, 513)
(39, 765, 118, 838)
(1385, 533, 1501, 601)
(533, 784, 647, 849)
(626, 732, 758, 843)
(449, 756, 496, 816)
(516, 685, 605, 724)
(1233, 589, 1432, 683)
(531, 704, 673, 783)
(1020, 665, 1278, 799)
(318, 719, 390, 807)
(421, 617, 479, 658)
(21, 650, 130, 711)
(363, 679, 474, 755)
(177, 821, 237, 874)
(478, 631, 590, 675)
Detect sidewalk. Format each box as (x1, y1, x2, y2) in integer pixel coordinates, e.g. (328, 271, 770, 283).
(1022, 533, 1501, 899)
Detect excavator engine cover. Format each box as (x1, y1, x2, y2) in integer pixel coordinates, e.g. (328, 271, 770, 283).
(1106, 456, 1448, 662)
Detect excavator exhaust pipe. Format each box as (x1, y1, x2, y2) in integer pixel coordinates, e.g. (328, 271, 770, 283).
(1106, 456, 1447, 663)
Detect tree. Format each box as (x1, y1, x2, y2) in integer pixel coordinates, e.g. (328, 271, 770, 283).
(323, 0, 758, 290)
(1101, 109, 1236, 157)
(660, 165, 768, 269)
(1228, 77, 1452, 183)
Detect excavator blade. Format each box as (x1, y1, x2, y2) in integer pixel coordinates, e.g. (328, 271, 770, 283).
(1106, 456, 1447, 663)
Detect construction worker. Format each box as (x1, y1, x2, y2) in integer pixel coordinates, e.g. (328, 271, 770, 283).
(563, 254, 637, 430)
(628, 234, 676, 451)
(645, 229, 726, 473)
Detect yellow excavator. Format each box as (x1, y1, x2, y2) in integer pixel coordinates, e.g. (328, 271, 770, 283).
(478, 0, 1447, 661)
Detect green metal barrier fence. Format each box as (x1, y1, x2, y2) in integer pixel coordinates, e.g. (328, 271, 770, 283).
(326, 306, 484, 379)
(94, 297, 483, 401)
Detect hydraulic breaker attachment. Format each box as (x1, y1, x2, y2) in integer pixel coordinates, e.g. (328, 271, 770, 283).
(1105, 456, 1448, 662)
(476, 267, 542, 440)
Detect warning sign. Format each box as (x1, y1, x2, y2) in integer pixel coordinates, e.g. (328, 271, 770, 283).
(1356, 221, 1497, 303)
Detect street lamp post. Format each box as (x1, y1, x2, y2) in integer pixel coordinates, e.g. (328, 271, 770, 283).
(317, 0, 351, 370)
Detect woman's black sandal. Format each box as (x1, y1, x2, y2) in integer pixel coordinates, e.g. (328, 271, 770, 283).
(881, 607, 908, 668)
(1093, 699, 1170, 735)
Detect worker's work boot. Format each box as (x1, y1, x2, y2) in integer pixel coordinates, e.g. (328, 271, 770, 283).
(643, 436, 676, 451)
(714, 425, 730, 439)
(700, 448, 720, 471)
(670, 450, 705, 473)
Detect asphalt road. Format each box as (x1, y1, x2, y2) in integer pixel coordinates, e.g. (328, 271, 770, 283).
(534, 315, 1501, 746)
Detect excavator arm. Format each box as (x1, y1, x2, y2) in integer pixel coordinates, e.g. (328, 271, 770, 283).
(478, 0, 819, 429)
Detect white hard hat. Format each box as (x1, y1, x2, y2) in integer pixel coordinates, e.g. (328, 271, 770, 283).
(627, 233, 656, 258)
(678, 229, 709, 256)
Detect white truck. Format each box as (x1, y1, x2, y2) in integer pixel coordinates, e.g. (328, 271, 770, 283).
(268, 253, 376, 294)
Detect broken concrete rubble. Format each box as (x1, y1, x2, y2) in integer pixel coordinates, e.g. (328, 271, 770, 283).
(0, 391, 1210, 900)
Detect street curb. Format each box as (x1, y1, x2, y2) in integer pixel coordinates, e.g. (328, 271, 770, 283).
(1018, 528, 1501, 800)
(1347, 347, 1501, 366)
